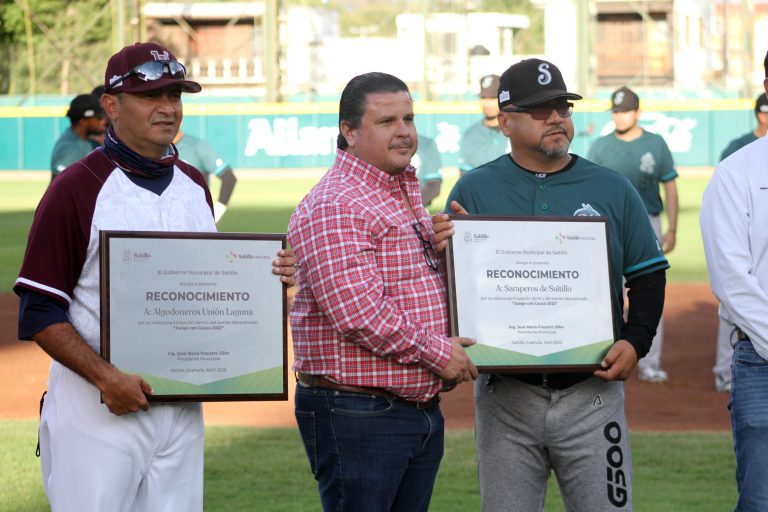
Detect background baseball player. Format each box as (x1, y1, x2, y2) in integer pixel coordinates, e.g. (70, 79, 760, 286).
(49, 93, 106, 183)
(433, 58, 668, 511)
(412, 133, 444, 206)
(457, 74, 510, 174)
(587, 86, 678, 384)
(174, 127, 238, 224)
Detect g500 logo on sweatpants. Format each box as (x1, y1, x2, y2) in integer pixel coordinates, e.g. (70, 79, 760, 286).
(604, 421, 628, 507)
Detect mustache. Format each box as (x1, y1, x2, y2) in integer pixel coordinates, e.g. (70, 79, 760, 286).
(389, 141, 413, 149)
(543, 127, 567, 137)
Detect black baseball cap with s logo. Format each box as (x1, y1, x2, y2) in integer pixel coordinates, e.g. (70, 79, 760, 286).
(497, 58, 582, 110)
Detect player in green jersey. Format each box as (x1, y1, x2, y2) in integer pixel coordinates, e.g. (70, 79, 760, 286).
(174, 128, 237, 224)
(720, 93, 768, 161)
(457, 74, 509, 174)
(50, 94, 107, 183)
(587, 86, 678, 384)
(432, 58, 668, 512)
(413, 134, 444, 206)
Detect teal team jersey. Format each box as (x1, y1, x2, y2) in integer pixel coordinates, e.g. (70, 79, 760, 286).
(446, 154, 669, 335)
(175, 134, 230, 180)
(414, 135, 442, 182)
(50, 127, 98, 176)
(719, 132, 758, 161)
(586, 130, 677, 215)
(458, 121, 509, 172)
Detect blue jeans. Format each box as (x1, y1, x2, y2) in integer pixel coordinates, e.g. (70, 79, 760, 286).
(731, 339, 768, 511)
(294, 384, 444, 512)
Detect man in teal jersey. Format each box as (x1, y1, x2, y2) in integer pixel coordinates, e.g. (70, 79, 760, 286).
(174, 128, 237, 224)
(50, 94, 107, 183)
(433, 58, 668, 511)
(587, 86, 678, 384)
(720, 93, 768, 161)
(710, 93, 768, 393)
(457, 74, 510, 173)
(413, 134, 444, 206)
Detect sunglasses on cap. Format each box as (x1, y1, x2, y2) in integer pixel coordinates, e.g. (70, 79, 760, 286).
(503, 101, 574, 121)
(106, 60, 187, 92)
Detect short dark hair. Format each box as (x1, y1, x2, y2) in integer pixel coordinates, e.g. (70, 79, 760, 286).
(763, 50, 768, 79)
(337, 72, 411, 150)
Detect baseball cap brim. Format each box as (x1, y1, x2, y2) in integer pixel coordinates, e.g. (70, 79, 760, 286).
(111, 77, 202, 94)
(505, 90, 582, 108)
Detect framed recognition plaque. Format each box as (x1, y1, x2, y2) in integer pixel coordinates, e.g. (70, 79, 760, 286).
(99, 231, 288, 402)
(446, 216, 616, 373)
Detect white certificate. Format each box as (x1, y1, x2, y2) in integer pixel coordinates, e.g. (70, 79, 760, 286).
(446, 216, 616, 372)
(99, 231, 287, 401)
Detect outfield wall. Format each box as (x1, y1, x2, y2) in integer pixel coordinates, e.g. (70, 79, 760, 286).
(0, 98, 759, 171)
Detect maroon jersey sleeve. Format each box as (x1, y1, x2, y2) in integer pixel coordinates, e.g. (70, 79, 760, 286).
(14, 152, 113, 307)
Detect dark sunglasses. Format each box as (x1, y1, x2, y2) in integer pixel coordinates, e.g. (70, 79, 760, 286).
(503, 102, 574, 120)
(106, 60, 187, 92)
(412, 222, 439, 272)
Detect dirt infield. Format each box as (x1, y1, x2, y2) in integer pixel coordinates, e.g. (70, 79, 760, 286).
(0, 283, 730, 432)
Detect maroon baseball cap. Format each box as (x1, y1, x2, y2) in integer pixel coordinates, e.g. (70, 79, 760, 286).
(104, 42, 201, 94)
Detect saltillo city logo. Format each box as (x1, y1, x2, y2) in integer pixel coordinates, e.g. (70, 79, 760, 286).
(463, 231, 490, 244)
(122, 249, 151, 263)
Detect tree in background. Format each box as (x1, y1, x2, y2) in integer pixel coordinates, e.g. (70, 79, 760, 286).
(0, 0, 112, 95)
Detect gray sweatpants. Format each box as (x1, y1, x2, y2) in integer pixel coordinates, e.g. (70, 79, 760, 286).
(475, 374, 633, 512)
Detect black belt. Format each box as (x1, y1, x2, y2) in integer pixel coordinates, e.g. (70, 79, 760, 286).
(736, 328, 750, 341)
(296, 372, 440, 410)
(507, 372, 590, 390)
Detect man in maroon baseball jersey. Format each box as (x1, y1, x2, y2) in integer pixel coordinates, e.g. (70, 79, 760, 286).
(15, 42, 294, 511)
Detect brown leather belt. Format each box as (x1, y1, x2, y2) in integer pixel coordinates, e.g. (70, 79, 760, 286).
(296, 372, 440, 410)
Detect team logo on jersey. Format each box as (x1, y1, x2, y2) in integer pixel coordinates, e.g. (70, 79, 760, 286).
(537, 63, 552, 86)
(226, 250, 237, 263)
(555, 232, 566, 244)
(573, 203, 601, 216)
(639, 152, 656, 175)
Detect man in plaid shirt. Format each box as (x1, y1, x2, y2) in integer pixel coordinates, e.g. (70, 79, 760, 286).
(288, 72, 478, 512)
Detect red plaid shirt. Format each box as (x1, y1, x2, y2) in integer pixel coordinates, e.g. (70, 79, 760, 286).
(288, 149, 452, 401)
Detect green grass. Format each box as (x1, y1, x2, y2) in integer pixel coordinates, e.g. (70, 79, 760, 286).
(0, 421, 736, 511)
(0, 170, 713, 293)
